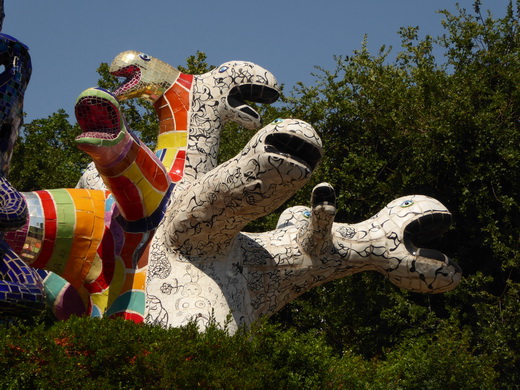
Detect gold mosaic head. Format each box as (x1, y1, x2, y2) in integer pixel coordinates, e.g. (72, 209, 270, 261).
(109, 50, 180, 102)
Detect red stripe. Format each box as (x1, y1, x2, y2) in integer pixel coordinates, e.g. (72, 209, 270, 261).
(177, 73, 193, 89)
(105, 175, 145, 221)
(169, 150, 186, 182)
(109, 311, 144, 323)
(31, 191, 57, 269)
(135, 146, 169, 192)
(85, 226, 115, 294)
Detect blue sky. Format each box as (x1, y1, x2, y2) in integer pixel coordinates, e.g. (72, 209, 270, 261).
(3, 0, 511, 123)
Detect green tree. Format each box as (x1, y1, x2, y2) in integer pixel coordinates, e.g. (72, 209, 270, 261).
(271, 1, 519, 377)
(10, 110, 89, 191)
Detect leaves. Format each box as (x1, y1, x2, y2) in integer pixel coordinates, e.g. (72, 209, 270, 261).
(10, 110, 89, 191)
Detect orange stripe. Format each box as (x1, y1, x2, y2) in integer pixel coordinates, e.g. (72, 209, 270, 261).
(61, 189, 106, 289)
(120, 268, 146, 295)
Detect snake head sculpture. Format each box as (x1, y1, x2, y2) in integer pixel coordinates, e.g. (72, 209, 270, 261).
(280, 186, 461, 294)
(365, 195, 460, 293)
(164, 118, 323, 257)
(110, 50, 280, 130)
(110, 51, 180, 102)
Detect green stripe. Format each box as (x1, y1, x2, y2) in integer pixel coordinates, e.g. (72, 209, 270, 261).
(105, 291, 145, 317)
(42, 272, 69, 302)
(46, 189, 75, 275)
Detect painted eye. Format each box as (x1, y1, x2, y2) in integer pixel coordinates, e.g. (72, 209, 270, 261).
(139, 53, 151, 61)
(302, 210, 311, 218)
(219, 66, 229, 73)
(400, 200, 414, 208)
(272, 118, 283, 124)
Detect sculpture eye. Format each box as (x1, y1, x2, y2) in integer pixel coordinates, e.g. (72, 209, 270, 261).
(219, 66, 229, 73)
(400, 200, 414, 208)
(302, 210, 311, 218)
(272, 118, 283, 124)
(139, 53, 151, 61)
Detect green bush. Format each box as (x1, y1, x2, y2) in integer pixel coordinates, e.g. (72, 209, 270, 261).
(1, 315, 508, 389)
(0, 317, 352, 389)
(372, 325, 498, 390)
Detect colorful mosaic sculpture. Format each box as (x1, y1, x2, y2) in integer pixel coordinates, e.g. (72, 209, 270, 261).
(1, 52, 461, 330)
(0, 33, 45, 318)
(5, 57, 283, 322)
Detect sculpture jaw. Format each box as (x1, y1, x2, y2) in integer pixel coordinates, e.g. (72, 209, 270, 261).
(110, 64, 143, 99)
(209, 61, 281, 130)
(364, 196, 462, 293)
(222, 82, 280, 130)
(109, 50, 180, 102)
(385, 254, 461, 294)
(74, 88, 132, 165)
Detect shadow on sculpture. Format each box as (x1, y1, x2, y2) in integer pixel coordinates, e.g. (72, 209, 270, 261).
(0, 48, 462, 330)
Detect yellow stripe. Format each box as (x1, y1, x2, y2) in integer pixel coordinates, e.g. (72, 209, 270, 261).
(107, 257, 126, 309)
(156, 130, 188, 150)
(156, 131, 187, 172)
(123, 163, 163, 216)
(160, 149, 176, 171)
(90, 288, 109, 314)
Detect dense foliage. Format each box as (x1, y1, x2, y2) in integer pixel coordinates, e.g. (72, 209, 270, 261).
(3, 1, 519, 388)
(0, 316, 499, 389)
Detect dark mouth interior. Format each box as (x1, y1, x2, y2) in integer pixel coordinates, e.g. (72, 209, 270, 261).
(227, 84, 280, 115)
(403, 213, 454, 263)
(312, 184, 336, 207)
(75, 96, 121, 140)
(264, 133, 321, 170)
(230, 84, 280, 104)
(111, 65, 137, 77)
